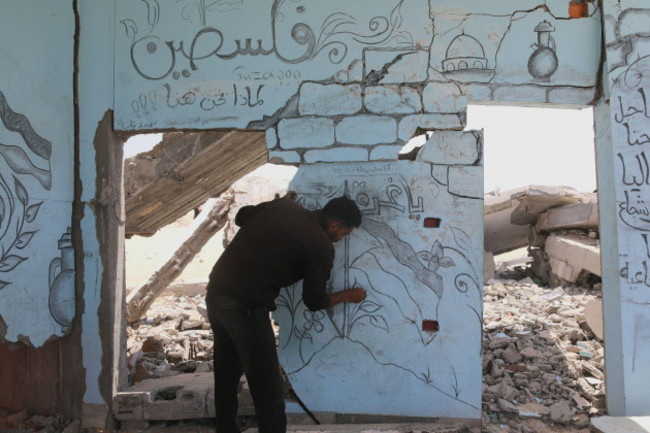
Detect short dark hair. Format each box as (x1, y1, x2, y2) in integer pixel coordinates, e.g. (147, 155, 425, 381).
(323, 196, 362, 228)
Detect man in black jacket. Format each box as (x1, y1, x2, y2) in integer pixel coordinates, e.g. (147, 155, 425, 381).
(205, 192, 365, 433)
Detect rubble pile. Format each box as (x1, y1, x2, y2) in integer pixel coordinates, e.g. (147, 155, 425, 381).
(482, 278, 605, 433)
(0, 410, 79, 433)
(126, 295, 214, 384)
(123, 277, 606, 432)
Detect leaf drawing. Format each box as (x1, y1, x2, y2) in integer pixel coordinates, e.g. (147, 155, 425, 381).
(358, 300, 382, 314)
(15, 231, 36, 249)
(369, 315, 390, 332)
(0, 280, 9, 290)
(451, 226, 471, 251)
(13, 176, 28, 206)
(0, 255, 27, 272)
(25, 202, 41, 223)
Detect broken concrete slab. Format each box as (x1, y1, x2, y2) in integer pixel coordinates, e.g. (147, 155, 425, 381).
(484, 251, 495, 281)
(484, 185, 583, 254)
(536, 200, 599, 232)
(585, 299, 604, 340)
(545, 233, 601, 283)
(113, 372, 254, 422)
(591, 416, 650, 433)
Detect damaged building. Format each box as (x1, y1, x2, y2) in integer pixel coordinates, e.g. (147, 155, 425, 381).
(1, 1, 650, 432)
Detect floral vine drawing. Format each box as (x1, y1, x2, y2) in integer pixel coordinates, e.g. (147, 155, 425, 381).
(0, 90, 51, 290)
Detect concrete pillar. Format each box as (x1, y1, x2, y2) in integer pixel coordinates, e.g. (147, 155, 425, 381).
(596, 0, 650, 416)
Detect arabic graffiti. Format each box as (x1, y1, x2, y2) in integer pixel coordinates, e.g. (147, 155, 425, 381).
(0, 90, 50, 290)
(613, 56, 650, 147)
(120, 0, 416, 81)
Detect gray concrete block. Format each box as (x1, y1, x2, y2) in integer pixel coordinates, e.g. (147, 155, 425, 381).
(266, 127, 277, 149)
(548, 87, 596, 105)
(492, 85, 547, 103)
(278, 117, 335, 149)
(397, 113, 465, 141)
(448, 166, 483, 198)
(299, 83, 362, 116)
(364, 85, 421, 114)
(369, 145, 403, 161)
(423, 81, 467, 113)
(417, 131, 481, 165)
(303, 147, 368, 163)
(269, 150, 301, 165)
(460, 83, 493, 103)
(336, 115, 397, 145)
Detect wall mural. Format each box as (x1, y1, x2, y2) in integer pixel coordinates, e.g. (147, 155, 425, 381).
(273, 162, 483, 418)
(0, 90, 75, 337)
(115, 0, 430, 130)
(428, 5, 599, 93)
(603, 1, 650, 411)
(611, 53, 650, 385)
(0, 90, 51, 288)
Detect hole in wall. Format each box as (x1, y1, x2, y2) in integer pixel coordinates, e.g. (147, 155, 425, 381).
(422, 320, 440, 332)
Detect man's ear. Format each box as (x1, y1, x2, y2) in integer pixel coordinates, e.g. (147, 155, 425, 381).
(327, 221, 341, 233)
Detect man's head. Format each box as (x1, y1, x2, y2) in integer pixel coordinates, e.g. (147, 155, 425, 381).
(322, 196, 362, 242)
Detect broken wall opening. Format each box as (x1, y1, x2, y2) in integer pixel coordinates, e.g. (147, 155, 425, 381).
(116, 129, 308, 426)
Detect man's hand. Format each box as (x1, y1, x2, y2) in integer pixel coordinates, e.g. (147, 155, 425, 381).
(329, 288, 367, 307)
(344, 288, 366, 303)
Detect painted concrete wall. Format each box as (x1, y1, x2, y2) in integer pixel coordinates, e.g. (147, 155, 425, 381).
(110, 0, 598, 421)
(114, 0, 601, 133)
(275, 157, 483, 418)
(597, 0, 650, 416)
(0, 1, 75, 347)
(11, 0, 650, 425)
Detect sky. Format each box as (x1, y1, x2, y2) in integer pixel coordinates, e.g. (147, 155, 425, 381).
(124, 105, 598, 194)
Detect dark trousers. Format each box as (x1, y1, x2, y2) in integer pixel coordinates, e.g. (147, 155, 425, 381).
(206, 294, 287, 433)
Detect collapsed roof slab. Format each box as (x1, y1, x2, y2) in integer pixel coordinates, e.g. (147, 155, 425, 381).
(124, 131, 268, 236)
(484, 185, 584, 255)
(545, 233, 601, 283)
(535, 200, 599, 232)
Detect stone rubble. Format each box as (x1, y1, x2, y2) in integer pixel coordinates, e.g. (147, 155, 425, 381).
(482, 276, 605, 433)
(119, 271, 608, 433)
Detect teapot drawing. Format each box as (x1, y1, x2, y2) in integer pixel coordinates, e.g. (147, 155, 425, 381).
(48, 227, 75, 333)
(528, 20, 558, 82)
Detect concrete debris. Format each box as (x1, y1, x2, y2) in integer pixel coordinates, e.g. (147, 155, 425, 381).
(535, 202, 599, 232)
(482, 278, 605, 432)
(484, 185, 586, 255)
(118, 275, 606, 433)
(484, 186, 600, 289)
(0, 408, 78, 432)
(126, 294, 215, 385)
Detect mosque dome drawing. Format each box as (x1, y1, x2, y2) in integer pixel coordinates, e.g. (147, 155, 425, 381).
(442, 33, 489, 71)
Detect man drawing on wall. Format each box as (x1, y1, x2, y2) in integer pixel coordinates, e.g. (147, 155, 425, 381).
(205, 191, 367, 433)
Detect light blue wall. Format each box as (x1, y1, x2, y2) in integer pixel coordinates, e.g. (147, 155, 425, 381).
(78, 0, 118, 408)
(0, 1, 75, 347)
(598, 0, 650, 416)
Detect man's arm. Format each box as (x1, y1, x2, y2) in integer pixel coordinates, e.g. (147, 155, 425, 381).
(328, 288, 366, 307)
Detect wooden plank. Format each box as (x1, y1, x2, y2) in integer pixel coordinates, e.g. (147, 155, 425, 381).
(126, 192, 233, 322)
(124, 130, 267, 236)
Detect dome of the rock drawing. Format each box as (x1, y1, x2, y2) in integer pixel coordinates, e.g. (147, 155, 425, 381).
(442, 33, 488, 71)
